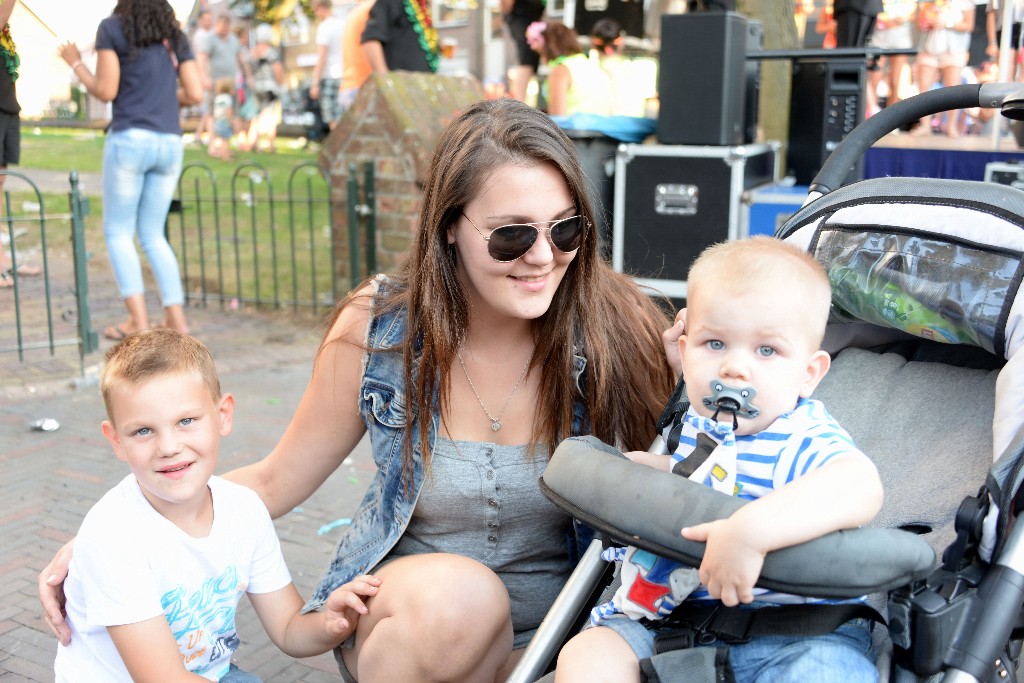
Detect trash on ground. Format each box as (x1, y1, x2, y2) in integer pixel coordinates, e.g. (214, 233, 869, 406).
(317, 518, 352, 535)
(30, 418, 60, 432)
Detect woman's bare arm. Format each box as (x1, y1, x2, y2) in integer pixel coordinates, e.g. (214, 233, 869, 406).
(224, 290, 372, 518)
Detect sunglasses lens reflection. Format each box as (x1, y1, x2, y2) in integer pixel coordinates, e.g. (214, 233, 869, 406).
(551, 217, 583, 252)
(487, 217, 584, 262)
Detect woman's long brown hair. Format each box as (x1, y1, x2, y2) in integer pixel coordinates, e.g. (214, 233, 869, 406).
(327, 99, 676, 490)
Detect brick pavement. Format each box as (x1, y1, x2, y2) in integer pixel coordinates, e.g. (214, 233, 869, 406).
(1, 168, 375, 681)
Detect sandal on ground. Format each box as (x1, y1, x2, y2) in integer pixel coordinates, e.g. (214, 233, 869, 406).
(2, 263, 42, 278)
(104, 324, 134, 341)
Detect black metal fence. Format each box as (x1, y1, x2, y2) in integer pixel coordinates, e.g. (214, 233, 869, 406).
(4, 160, 378, 374)
(0, 170, 97, 373)
(170, 160, 338, 316)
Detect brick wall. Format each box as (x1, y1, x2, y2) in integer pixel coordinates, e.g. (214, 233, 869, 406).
(319, 72, 484, 293)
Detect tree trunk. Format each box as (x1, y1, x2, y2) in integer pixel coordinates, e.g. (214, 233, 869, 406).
(737, 0, 800, 170)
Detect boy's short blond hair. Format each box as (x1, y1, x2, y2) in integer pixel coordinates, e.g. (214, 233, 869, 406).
(687, 236, 833, 347)
(100, 329, 221, 423)
(214, 77, 234, 96)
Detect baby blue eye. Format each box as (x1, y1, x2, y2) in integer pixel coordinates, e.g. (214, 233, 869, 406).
(757, 346, 776, 357)
(180, 418, 194, 426)
(708, 340, 724, 350)
(135, 427, 152, 437)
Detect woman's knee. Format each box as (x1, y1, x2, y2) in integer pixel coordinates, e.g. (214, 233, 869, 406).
(405, 554, 511, 634)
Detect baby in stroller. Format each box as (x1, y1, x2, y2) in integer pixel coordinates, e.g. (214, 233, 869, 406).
(556, 237, 884, 682)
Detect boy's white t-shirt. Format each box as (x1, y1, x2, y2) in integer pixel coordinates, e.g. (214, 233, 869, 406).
(54, 475, 291, 682)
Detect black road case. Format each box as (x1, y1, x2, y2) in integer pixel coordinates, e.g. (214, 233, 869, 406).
(611, 141, 779, 302)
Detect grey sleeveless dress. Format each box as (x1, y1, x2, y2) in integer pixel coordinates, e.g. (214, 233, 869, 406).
(384, 437, 574, 648)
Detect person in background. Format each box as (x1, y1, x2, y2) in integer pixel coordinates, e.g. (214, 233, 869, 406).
(201, 13, 251, 142)
(58, 0, 203, 338)
(339, 0, 374, 113)
(986, 0, 1024, 82)
(208, 77, 235, 161)
(0, 0, 39, 290)
(39, 97, 679, 683)
(232, 25, 256, 151)
(589, 17, 653, 118)
(816, 0, 838, 49)
(311, 0, 345, 131)
(833, 0, 883, 47)
(502, 0, 545, 102)
(361, 0, 439, 73)
(528, 20, 612, 116)
(913, 0, 976, 137)
(189, 8, 214, 145)
(795, 0, 818, 42)
(866, 0, 916, 115)
(246, 23, 285, 152)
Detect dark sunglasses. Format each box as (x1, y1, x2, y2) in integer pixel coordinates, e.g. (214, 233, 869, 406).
(462, 212, 587, 262)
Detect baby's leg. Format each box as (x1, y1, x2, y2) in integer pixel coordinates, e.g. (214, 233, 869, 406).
(555, 622, 649, 683)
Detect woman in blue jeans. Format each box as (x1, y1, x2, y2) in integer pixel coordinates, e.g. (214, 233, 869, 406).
(59, 0, 202, 341)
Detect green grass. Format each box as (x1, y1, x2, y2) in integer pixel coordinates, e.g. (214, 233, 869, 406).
(10, 127, 340, 313)
(19, 126, 321, 178)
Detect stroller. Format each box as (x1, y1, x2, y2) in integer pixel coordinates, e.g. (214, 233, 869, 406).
(507, 83, 1024, 683)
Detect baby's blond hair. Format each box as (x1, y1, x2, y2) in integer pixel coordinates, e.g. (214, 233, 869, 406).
(100, 329, 221, 424)
(687, 236, 833, 347)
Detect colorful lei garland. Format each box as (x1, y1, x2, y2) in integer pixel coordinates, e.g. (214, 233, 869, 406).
(403, 0, 439, 72)
(0, 24, 18, 82)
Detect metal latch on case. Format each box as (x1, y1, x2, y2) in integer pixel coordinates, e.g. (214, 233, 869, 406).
(655, 184, 699, 216)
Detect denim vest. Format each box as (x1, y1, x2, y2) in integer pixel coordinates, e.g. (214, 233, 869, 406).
(305, 279, 590, 610)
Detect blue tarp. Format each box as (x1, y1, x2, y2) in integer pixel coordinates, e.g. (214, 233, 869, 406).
(550, 114, 657, 144)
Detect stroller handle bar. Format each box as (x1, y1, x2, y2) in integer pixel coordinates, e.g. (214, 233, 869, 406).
(809, 83, 1024, 198)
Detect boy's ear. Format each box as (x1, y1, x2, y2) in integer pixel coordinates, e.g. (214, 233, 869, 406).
(101, 420, 128, 462)
(799, 349, 831, 398)
(218, 393, 236, 437)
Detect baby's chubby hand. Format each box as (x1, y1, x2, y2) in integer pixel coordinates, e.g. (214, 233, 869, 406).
(682, 518, 766, 607)
(323, 574, 382, 640)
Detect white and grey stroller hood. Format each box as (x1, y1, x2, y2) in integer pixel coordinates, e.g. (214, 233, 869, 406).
(780, 175, 1024, 564)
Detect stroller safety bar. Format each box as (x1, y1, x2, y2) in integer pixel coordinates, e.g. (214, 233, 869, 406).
(505, 539, 608, 683)
(540, 437, 936, 597)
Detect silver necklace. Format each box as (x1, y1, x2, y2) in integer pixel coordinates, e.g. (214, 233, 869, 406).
(456, 346, 534, 432)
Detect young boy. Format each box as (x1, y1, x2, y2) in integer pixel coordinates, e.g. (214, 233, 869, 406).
(54, 329, 381, 682)
(555, 237, 884, 682)
(207, 78, 235, 162)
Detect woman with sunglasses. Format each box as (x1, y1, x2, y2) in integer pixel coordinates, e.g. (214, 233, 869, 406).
(40, 98, 678, 681)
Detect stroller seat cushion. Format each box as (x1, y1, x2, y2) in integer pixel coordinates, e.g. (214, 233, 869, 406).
(814, 346, 998, 553)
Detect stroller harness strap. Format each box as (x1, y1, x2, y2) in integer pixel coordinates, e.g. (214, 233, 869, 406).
(652, 602, 884, 649)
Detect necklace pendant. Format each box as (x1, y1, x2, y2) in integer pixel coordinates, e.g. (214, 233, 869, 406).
(491, 421, 502, 432)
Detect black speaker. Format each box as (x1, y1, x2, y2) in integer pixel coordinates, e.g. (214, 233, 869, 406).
(786, 57, 866, 186)
(657, 12, 747, 146)
(744, 20, 762, 144)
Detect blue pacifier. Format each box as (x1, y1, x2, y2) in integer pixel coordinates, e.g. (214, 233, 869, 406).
(702, 380, 760, 424)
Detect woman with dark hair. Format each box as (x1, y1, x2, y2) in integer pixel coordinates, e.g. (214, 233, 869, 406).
(528, 20, 613, 116)
(41, 98, 679, 680)
(59, 0, 202, 340)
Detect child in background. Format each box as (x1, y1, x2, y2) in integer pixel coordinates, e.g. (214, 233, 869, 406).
(555, 237, 884, 683)
(208, 77, 235, 161)
(54, 329, 381, 682)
